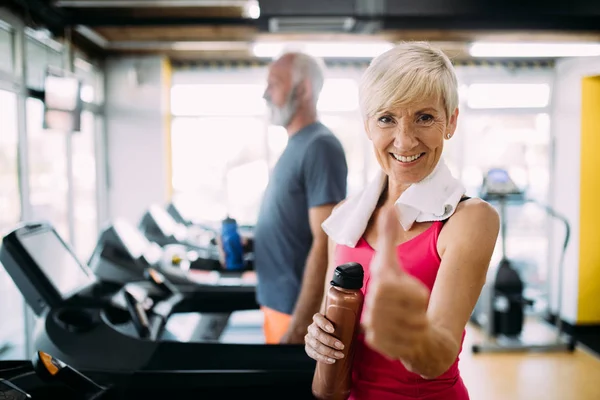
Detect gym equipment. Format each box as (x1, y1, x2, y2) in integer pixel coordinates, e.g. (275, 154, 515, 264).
(138, 204, 223, 271)
(89, 218, 256, 289)
(165, 202, 255, 266)
(471, 168, 575, 353)
(0, 222, 315, 397)
(88, 218, 258, 341)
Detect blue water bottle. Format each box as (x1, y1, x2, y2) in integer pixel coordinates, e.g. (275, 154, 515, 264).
(221, 216, 245, 271)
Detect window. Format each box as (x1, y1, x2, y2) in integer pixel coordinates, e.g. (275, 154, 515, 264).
(26, 37, 63, 91)
(72, 111, 98, 259)
(466, 83, 551, 109)
(171, 84, 266, 116)
(0, 90, 25, 360)
(0, 90, 20, 230)
(27, 98, 70, 241)
(320, 114, 366, 196)
(170, 116, 267, 224)
(318, 79, 359, 112)
(75, 56, 103, 105)
(0, 24, 13, 75)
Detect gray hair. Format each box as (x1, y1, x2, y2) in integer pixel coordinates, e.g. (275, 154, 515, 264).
(359, 41, 459, 120)
(279, 51, 326, 106)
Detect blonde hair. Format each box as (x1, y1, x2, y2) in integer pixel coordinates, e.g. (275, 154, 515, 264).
(359, 42, 458, 120)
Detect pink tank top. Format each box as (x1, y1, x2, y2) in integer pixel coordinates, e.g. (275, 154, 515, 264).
(334, 221, 470, 400)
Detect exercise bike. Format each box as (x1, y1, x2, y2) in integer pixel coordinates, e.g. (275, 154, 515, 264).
(470, 168, 576, 353)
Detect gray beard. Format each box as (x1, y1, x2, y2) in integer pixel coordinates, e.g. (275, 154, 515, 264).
(267, 88, 298, 127)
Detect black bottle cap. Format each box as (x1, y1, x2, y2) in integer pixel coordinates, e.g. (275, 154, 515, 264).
(331, 262, 364, 290)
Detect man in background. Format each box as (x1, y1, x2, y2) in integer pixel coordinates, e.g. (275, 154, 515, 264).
(254, 51, 348, 344)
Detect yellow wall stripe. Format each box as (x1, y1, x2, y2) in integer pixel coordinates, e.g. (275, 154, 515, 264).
(578, 75, 600, 324)
(162, 57, 173, 201)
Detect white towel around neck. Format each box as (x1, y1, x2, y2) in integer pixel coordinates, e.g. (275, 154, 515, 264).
(321, 157, 466, 248)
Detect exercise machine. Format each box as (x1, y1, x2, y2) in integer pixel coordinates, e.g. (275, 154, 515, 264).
(90, 218, 256, 289)
(138, 204, 222, 271)
(0, 222, 315, 397)
(0, 348, 314, 399)
(471, 168, 575, 353)
(138, 204, 255, 272)
(88, 218, 259, 340)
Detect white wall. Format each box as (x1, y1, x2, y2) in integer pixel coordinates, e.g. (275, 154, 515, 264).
(105, 55, 169, 225)
(549, 56, 600, 323)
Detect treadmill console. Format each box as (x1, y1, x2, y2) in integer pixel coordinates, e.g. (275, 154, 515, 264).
(139, 205, 189, 246)
(480, 168, 524, 201)
(0, 222, 97, 316)
(90, 219, 164, 284)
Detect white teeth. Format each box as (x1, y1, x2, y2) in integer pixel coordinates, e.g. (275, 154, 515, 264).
(391, 153, 423, 163)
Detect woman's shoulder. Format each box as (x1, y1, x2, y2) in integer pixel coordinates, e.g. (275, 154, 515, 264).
(444, 197, 500, 236)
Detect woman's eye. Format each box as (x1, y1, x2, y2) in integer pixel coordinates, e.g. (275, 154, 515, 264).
(377, 116, 393, 124)
(418, 114, 434, 123)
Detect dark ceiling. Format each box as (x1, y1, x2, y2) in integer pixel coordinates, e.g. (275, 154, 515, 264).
(7, 0, 600, 60)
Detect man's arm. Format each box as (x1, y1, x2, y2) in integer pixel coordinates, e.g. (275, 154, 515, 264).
(282, 204, 336, 342)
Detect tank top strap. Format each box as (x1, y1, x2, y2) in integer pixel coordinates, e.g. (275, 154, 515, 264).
(441, 196, 472, 225)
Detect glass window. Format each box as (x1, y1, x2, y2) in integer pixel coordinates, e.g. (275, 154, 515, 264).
(72, 111, 98, 259)
(318, 79, 359, 113)
(171, 84, 266, 116)
(321, 114, 366, 196)
(26, 37, 63, 91)
(466, 83, 550, 109)
(0, 90, 25, 360)
(75, 57, 103, 105)
(27, 98, 70, 241)
(0, 90, 21, 230)
(171, 116, 267, 224)
(0, 25, 13, 75)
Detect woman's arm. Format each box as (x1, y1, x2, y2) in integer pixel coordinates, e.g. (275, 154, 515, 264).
(405, 199, 500, 378)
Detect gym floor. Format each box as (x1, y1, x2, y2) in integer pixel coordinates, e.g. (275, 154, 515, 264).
(461, 321, 600, 399)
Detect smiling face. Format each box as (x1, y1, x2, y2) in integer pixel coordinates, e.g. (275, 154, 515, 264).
(358, 43, 460, 187)
(365, 95, 458, 185)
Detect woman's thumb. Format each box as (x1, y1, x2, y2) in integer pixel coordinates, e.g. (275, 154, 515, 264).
(371, 206, 403, 277)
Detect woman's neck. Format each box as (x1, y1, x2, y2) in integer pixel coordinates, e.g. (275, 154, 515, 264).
(380, 178, 411, 208)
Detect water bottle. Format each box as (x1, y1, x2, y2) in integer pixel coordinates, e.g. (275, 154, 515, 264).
(221, 216, 245, 271)
(312, 262, 365, 400)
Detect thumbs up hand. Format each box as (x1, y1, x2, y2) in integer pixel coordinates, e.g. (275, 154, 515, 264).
(362, 206, 432, 365)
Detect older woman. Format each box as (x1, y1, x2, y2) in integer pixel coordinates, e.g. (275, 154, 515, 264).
(304, 42, 500, 399)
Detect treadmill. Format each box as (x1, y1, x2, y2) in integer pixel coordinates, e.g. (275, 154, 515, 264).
(0, 222, 315, 398)
(166, 201, 255, 242)
(138, 204, 225, 271)
(88, 218, 259, 341)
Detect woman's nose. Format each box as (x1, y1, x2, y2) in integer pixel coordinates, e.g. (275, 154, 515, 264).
(393, 122, 418, 149)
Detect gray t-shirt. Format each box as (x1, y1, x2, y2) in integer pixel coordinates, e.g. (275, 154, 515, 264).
(254, 122, 348, 315)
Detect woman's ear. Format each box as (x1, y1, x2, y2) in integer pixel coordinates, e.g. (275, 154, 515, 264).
(446, 107, 459, 138)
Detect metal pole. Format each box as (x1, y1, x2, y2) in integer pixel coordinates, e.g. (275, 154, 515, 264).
(12, 11, 36, 360)
(63, 27, 77, 250)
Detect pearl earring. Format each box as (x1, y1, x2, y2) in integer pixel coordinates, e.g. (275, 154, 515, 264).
(446, 133, 451, 139)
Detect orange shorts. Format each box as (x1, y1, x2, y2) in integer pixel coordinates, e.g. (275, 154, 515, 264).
(261, 306, 292, 344)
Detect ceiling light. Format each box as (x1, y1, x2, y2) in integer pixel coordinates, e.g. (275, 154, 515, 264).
(469, 42, 600, 58)
(243, 0, 260, 19)
(252, 41, 394, 58)
(170, 41, 250, 51)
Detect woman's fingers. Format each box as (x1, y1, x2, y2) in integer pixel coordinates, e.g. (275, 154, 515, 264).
(311, 314, 345, 351)
(306, 324, 345, 358)
(304, 314, 346, 364)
